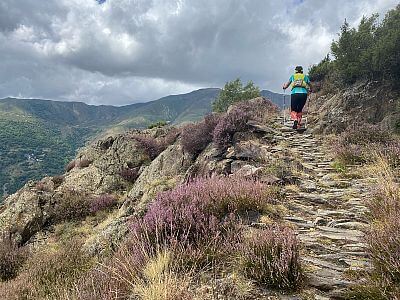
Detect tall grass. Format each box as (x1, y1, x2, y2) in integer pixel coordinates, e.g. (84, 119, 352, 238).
(0, 239, 92, 300)
(332, 124, 399, 165)
(68, 235, 191, 300)
(361, 153, 400, 298)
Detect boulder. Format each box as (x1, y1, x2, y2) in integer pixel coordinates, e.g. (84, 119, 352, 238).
(0, 181, 53, 244)
(60, 132, 151, 195)
(128, 142, 192, 212)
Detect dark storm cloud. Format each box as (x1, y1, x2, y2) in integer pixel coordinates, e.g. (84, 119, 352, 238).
(0, 0, 398, 105)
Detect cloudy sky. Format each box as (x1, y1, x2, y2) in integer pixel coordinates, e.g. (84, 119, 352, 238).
(0, 0, 398, 105)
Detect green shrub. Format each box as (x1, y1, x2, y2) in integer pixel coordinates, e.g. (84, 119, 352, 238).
(308, 55, 332, 82)
(212, 78, 260, 112)
(147, 120, 167, 129)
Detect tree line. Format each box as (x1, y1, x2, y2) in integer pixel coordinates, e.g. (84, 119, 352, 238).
(309, 5, 400, 87)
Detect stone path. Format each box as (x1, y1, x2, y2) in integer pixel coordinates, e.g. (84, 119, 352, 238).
(277, 126, 372, 299)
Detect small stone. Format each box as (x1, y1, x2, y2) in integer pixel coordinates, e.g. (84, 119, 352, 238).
(332, 221, 368, 231)
(314, 216, 327, 226)
(299, 180, 318, 192)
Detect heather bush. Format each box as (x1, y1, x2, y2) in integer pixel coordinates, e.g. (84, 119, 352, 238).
(234, 97, 278, 123)
(52, 190, 91, 223)
(70, 240, 151, 299)
(158, 127, 180, 149)
(35, 180, 52, 192)
(51, 175, 64, 187)
(0, 239, 94, 299)
(338, 124, 392, 145)
(90, 194, 117, 214)
(31, 240, 92, 297)
(65, 160, 76, 172)
(132, 134, 165, 160)
(119, 167, 139, 183)
(213, 108, 250, 150)
(65, 177, 285, 297)
(333, 143, 366, 164)
(140, 176, 276, 238)
(0, 235, 28, 281)
(130, 176, 278, 269)
(181, 114, 220, 156)
(238, 226, 301, 290)
(77, 158, 92, 168)
(380, 140, 400, 167)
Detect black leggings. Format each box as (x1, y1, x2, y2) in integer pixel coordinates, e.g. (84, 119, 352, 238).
(291, 93, 307, 113)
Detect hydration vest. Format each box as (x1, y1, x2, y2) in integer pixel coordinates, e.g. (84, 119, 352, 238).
(291, 73, 309, 90)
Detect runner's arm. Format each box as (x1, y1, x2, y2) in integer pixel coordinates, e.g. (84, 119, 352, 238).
(283, 78, 292, 90)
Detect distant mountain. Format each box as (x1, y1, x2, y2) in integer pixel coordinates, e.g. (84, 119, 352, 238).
(0, 88, 282, 196)
(261, 90, 285, 108)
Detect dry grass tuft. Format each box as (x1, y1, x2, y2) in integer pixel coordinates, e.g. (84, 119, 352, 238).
(134, 250, 191, 300)
(359, 152, 400, 299)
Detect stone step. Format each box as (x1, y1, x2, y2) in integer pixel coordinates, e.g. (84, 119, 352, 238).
(306, 268, 352, 292)
(302, 256, 347, 272)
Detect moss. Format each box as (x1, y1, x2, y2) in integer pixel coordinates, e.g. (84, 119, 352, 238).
(332, 160, 348, 173)
(146, 177, 177, 199)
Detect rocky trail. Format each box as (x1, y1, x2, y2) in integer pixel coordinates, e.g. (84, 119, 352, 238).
(276, 124, 373, 299)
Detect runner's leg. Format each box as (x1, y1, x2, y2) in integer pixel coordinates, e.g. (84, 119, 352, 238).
(291, 94, 298, 120)
(297, 94, 307, 125)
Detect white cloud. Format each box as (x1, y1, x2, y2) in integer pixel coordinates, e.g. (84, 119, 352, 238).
(0, 0, 398, 105)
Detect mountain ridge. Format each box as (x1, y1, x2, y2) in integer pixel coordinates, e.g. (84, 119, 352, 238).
(0, 88, 284, 196)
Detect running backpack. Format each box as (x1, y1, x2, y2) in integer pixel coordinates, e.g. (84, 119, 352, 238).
(291, 73, 308, 90)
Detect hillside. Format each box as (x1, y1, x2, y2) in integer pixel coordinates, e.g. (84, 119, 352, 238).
(1, 96, 398, 299)
(0, 88, 283, 196)
(307, 80, 400, 134)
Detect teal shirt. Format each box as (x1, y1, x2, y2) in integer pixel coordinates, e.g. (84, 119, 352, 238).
(289, 74, 310, 94)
